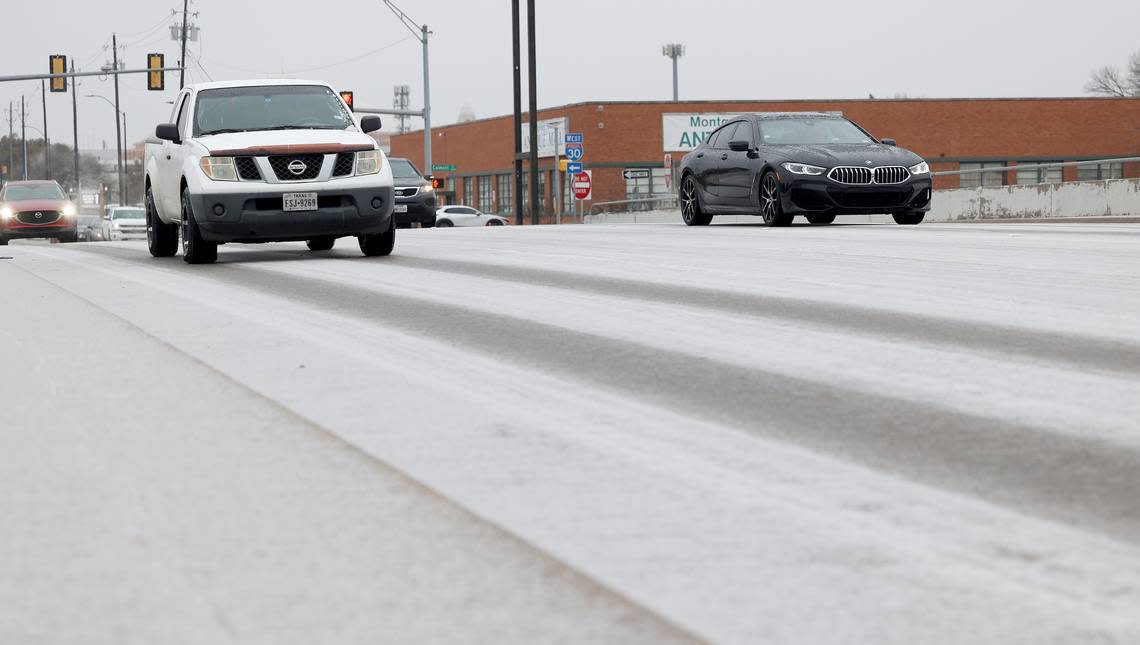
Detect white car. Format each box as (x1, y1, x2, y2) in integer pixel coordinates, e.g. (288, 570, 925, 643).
(434, 205, 509, 228)
(103, 206, 147, 241)
(143, 79, 396, 264)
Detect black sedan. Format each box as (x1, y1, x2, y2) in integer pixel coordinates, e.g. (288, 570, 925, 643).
(678, 113, 932, 226)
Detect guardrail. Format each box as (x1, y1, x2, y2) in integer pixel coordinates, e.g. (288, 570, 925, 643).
(588, 195, 678, 215)
(932, 156, 1140, 177)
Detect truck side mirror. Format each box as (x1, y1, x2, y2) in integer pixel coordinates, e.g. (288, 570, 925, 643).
(359, 115, 382, 133)
(155, 123, 180, 143)
(881, 138, 897, 147)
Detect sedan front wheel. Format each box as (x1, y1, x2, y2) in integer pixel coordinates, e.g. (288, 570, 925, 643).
(760, 172, 794, 227)
(680, 176, 712, 226)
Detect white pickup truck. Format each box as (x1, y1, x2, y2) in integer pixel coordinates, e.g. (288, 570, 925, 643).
(144, 79, 396, 264)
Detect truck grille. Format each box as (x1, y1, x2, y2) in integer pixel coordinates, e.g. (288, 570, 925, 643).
(332, 152, 355, 177)
(17, 210, 60, 225)
(235, 156, 262, 181)
(268, 154, 323, 181)
(828, 166, 910, 185)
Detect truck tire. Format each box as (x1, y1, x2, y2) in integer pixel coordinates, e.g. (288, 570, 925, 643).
(306, 237, 336, 251)
(147, 185, 178, 257)
(181, 190, 218, 264)
(0, 237, 8, 246)
(358, 219, 395, 257)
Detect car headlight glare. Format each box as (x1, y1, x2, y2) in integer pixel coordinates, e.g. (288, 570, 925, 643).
(355, 150, 382, 176)
(62, 204, 77, 217)
(421, 183, 434, 194)
(782, 162, 825, 176)
(909, 161, 930, 175)
(200, 156, 238, 181)
(0, 206, 12, 220)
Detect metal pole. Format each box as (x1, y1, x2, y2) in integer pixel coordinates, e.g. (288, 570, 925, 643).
(179, 0, 189, 90)
(421, 24, 432, 175)
(122, 112, 128, 204)
(41, 80, 51, 180)
(526, 0, 539, 225)
(512, 0, 523, 225)
(112, 33, 124, 205)
(554, 123, 561, 225)
(672, 55, 679, 102)
(7, 102, 13, 181)
(71, 62, 80, 195)
(21, 96, 27, 180)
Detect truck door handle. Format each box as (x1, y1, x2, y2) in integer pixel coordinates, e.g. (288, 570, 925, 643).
(696, 153, 704, 159)
(721, 154, 729, 161)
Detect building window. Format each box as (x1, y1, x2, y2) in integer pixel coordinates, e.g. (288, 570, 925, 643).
(959, 162, 1006, 189)
(464, 177, 475, 206)
(1077, 162, 1123, 182)
(1016, 162, 1064, 185)
(497, 174, 513, 214)
(521, 172, 547, 215)
(478, 176, 494, 213)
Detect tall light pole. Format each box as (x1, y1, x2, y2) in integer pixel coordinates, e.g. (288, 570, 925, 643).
(662, 43, 685, 102)
(21, 95, 27, 180)
(41, 80, 51, 179)
(383, 1, 432, 175)
(86, 95, 126, 203)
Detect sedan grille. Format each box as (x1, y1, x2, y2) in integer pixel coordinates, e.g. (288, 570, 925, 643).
(394, 187, 420, 198)
(17, 210, 60, 225)
(332, 152, 355, 177)
(235, 156, 262, 181)
(268, 154, 323, 181)
(828, 166, 911, 185)
(829, 190, 910, 208)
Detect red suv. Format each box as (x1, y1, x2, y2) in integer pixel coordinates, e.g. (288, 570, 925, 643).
(0, 180, 79, 245)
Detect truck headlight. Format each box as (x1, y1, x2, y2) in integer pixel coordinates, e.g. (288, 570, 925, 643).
(909, 161, 930, 175)
(355, 150, 382, 176)
(200, 156, 239, 181)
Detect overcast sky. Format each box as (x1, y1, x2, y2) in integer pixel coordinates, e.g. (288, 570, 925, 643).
(3, 0, 1138, 151)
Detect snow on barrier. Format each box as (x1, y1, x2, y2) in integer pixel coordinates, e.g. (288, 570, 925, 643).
(583, 178, 1140, 225)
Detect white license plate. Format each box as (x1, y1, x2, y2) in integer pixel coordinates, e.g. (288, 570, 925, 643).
(394, 205, 409, 213)
(283, 192, 318, 212)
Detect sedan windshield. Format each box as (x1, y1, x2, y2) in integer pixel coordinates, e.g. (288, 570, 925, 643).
(759, 118, 875, 145)
(4, 184, 65, 200)
(112, 208, 145, 220)
(194, 85, 353, 136)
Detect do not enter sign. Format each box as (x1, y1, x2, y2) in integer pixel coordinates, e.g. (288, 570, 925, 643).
(572, 172, 592, 200)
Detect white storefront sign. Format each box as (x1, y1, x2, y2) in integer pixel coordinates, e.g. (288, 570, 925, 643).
(662, 113, 739, 152)
(521, 117, 569, 158)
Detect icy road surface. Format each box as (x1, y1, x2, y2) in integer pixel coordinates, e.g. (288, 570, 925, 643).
(2, 222, 1139, 644)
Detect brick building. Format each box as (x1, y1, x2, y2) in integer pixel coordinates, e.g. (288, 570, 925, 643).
(389, 97, 1140, 220)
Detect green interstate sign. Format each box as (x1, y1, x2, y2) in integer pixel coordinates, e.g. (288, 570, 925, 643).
(431, 164, 458, 172)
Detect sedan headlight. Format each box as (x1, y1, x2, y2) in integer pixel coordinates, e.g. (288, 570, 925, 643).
(62, 204, 77, 217)
(421, 183, 434, 194)
(0, 206, 12, 220)
(909, 161, 930, 175)
(782, 162, 826, 176)
(200, 156, 239, 181)
(355, 150, 382, 176)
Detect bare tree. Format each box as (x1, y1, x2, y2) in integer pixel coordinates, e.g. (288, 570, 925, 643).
(1086, 51, 1140, 97)
(1086, 65, 1130, 97)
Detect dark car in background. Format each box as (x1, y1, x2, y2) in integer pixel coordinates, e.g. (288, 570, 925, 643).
(0, 180, 79, 244)
(77, 215, 105, 241)
(679, 113, 932, 227)
(389, 157, 437, 228)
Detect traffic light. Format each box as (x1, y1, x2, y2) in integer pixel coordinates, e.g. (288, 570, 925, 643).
(147, 53, 165, 91)
(339, 91, 354, 111)
(49, 55, 67, 92)
(430, 176, 443, 190)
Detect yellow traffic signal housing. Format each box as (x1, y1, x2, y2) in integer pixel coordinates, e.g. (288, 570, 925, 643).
(147, 53, 165, 91)
(49, 55, 67, 92)
(339, 91, 354, 111)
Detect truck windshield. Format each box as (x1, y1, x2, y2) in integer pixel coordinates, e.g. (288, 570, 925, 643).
(194, 85, 353, 137)
(759, 118, 875, 145)
(112, 208, 145, 220)
(389, 159, 424, 181)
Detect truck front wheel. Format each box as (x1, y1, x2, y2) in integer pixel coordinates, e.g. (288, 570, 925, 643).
(358, 219, 395, 257)
(181, 190, 218, 264)
(147, 185, 178, 257)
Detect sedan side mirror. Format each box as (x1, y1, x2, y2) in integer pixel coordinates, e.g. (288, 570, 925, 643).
(359, 115, 382, 133)
(881, 138, 897, 147)
(728, 140, 752, 153)
(155, 123, 180, 143)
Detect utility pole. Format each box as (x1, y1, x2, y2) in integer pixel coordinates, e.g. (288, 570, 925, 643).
(111, 33, 124, 205)
(512, 0, 523, 225)
(21, 96, 27, 180)
(527, 0, 539, 225)
(7, 102, 12, 181)
(41, 80, 51, 179)
(122, 111, 128, 203)
(71, 61, 80, 195)
(662, 44, 685, 102)
(179, 0, 189, 89)
(382, 2, 432, 175)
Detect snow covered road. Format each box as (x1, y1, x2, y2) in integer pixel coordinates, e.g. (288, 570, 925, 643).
(3, 222, 1139, 644)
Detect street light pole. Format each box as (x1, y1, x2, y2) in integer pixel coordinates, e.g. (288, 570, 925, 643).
(71, 61, 80, 196)
(512, 0, 523, 225)
(662, 44, 685, 102)
(112, 33, 124, 205)
(41, 80, 51, 179)
(527, 0, 539, 225)
(21, 95, 27, 180)
(382, 1, 432, 175)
